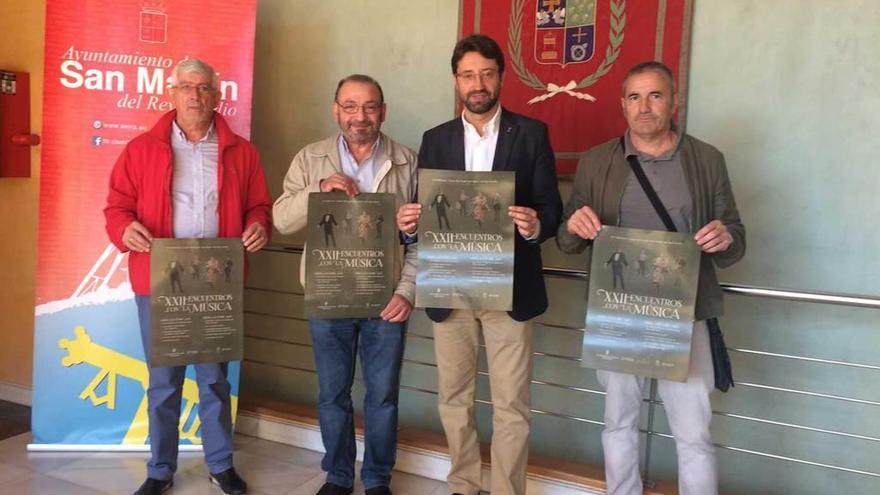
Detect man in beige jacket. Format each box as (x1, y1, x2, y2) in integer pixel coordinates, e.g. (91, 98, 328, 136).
(273, 74, 417, 495)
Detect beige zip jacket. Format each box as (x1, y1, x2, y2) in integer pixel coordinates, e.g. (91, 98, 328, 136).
(273, 133, 418, 303)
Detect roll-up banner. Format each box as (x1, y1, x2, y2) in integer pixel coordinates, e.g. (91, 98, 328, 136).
(32, 0, 257, 450)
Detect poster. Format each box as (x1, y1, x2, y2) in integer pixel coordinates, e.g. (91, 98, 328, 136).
(150, 239, 243, 367)
(304, 192, 397, 319)
(415, 169, 515, 311)
(460, 0, 694, 173)
(582, 226, 700, 381)
(32, 0, 256, 448)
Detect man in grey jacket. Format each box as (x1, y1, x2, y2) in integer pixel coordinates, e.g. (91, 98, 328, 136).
(557, 61, 745, 495)
(273, 74, 417, 495)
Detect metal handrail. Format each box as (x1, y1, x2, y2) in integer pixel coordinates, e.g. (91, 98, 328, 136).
(244, 330, 880, 435)
(242, 351, 880, 478)
(720, 284, 880, 309)
(725, 348, 880, 371)
(541, 265, 880, 308)
(259, 244, 880, 307)
(245, 313, 880, 408)
(248, 244, 880, 482)
(248, 351, 880, 478)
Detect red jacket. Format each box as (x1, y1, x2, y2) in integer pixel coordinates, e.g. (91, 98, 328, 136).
(104, 111, 272, 295)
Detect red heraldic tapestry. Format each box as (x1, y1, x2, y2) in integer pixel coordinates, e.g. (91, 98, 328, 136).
(33, 0, 256, 448)
(460, 0, 694, 174)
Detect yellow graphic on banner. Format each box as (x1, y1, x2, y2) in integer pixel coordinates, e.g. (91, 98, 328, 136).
(58, 326, 239, 445)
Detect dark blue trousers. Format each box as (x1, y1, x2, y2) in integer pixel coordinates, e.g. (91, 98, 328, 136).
(309, 317, 405, 490)
(135, 295, 234, 480)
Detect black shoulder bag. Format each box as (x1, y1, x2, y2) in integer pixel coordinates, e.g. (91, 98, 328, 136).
(622, 139, 734, 392)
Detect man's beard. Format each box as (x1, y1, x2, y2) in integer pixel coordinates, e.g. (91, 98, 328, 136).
(342, 121, 378, 145)
(463, 90, 499, 114)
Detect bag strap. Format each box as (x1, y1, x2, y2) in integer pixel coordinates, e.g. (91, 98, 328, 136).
(620, 137, 678, 233)
(622, 142, 731, 390)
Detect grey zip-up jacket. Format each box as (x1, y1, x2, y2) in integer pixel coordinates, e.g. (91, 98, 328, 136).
(273, 133, 418, 303)
(556, 134, 745, 320)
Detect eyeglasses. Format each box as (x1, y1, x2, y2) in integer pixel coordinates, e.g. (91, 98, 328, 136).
(336, 101, 382, 115)
(455, 69, 499, 84)
(171, 83, 215, 94)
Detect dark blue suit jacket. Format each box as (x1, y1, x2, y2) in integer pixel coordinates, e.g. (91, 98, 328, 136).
(417, 108, 562, 322)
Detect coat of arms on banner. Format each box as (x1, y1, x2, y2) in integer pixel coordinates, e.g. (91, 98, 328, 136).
(460, 0, 693, 173)
(534, 0, 598, 67)
(139, 1, 169, 44)
(512, 0, 625, 104)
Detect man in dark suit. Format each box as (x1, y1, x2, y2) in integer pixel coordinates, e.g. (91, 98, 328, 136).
(396, 34, 561, 495)
(318, 212, 338, 247)
(606, 251, 629, 290)
(166, 260, 184, 294)
(430, 192, 452, 229)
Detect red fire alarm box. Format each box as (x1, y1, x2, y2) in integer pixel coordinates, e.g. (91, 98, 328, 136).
(0, 70, 40, 177)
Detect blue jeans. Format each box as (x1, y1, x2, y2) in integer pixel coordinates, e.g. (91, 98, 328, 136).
(135, 295, 234, 480)
(309, 318, 406, 489)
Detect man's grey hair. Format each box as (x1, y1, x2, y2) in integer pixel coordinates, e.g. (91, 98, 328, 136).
(170, 58, 220, 88)
(621, 61, 676, 95)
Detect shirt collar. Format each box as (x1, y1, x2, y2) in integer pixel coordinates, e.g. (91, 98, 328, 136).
(172, 120, 216, 144)
(461, 105, 502, 138)
(624, 128, 681, 162)
(338, 134, 382, 163)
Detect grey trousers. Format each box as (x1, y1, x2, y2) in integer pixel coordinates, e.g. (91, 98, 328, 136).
(597, 320, 717, 495)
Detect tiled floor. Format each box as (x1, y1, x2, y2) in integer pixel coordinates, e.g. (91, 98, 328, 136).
(0, 433, 450, 495)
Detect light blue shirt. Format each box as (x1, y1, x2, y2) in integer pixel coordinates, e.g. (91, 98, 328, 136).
(338, 135, 381, 193)
(171, 121, 219, 238)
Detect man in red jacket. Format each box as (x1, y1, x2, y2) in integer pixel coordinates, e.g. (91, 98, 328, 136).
(104, 59, 271, 495)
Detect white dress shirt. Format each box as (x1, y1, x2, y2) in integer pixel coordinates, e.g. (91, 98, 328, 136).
(462, 106, 501, 172)
(461, 107, 540, 240)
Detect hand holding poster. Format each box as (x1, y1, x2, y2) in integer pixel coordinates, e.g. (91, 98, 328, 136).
(150, 239, 244, 367)
(582, 226, 700, 381)
(415, 169, 515, 311)
(304, 192, 397, 319)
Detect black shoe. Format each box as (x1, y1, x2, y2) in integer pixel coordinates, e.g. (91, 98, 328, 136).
(133, 478, 173, 495)
(365, 486, 392, 495)
(210, 467, 248, 494)
(316, 481, 354, 495)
